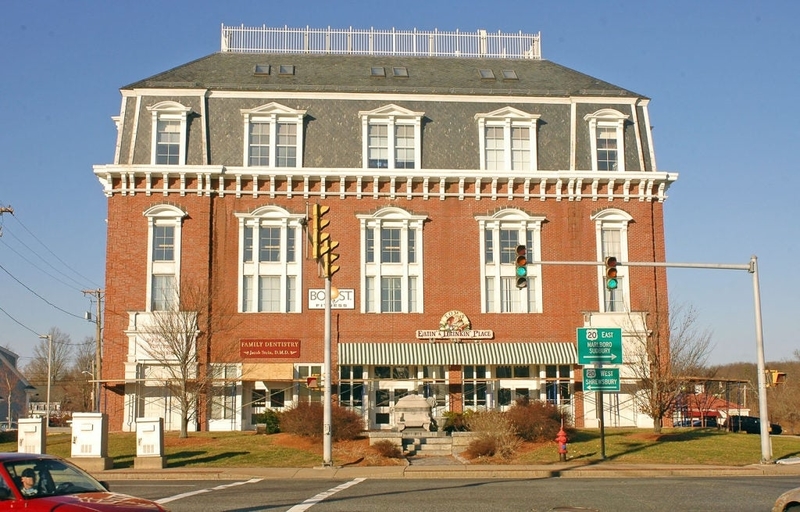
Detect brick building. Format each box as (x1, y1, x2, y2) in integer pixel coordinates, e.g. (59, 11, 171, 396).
(93, 26, 677, 432)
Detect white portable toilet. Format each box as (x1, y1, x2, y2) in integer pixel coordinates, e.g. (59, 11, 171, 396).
(135, 417, 166, 469)
(68, 412, 112, 471)
(17, 417, 46, 454)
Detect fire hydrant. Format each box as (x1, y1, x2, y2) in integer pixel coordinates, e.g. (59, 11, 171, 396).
(555, 427, 568, 462)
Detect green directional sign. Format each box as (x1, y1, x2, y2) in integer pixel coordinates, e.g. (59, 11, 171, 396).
(577, 327, 623, 365)
(583, 367, 620, 392)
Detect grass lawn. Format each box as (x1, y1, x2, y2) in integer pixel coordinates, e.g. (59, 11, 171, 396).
(1, 428, 798, 468)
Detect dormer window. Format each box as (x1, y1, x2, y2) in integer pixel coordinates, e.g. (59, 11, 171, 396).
(242, 102, 307, 168)
(501, 70, 518, 80)
(475, 107, 540, 171)
(146, 101, 193, 166)
(584, 109, 629, 172)
(479, 69, 495, 80)
(278, 65, 295, 76)
(392, 67, 408, 77)
(254, 64, 270, 76)
(370, 67, 386, 77)
(359, 104, 424, 170)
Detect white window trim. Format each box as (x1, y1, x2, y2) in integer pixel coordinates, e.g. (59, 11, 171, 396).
(359, 104, 424, 170)
(146, 101, 192, 166)
(241, 102, 306, 168)
(144, 204, 186, 312)
(591, 208, 633, 312)
(475, 106, 540, 171)
(357, 207, 427, 313)
(477, 209, 545, 313)
(584, 108, 629, 172)
(235, 206, 305, 313)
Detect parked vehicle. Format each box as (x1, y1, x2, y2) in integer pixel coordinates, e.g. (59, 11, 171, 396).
(0, 452, 169, 511)
(674, 417, 718, 428)
(772, 485, 800, 512)
(725, 415, 782, 435)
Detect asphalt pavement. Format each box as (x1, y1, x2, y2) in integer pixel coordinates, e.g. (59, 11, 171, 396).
(88, 455, 800, 481)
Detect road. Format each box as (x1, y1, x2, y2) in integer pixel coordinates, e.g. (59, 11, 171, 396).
(108, 476, 800, 511)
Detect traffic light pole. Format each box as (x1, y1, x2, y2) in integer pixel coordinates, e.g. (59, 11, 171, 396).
(531, 255, 771, 463)
(323, 275, 333, 467)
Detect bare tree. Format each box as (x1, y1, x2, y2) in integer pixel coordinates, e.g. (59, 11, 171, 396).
(61, 337, 96, 412)
(626, 302, 713, 433)
(24, 328, 73, 387)
(139, 283, 241, 438)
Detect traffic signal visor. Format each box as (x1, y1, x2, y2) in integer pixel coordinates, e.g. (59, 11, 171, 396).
(604, 256, 618, 290)
(515, 244, 528, 289)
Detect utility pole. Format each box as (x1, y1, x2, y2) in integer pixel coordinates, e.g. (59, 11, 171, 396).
(82, 289, 104, 413)
(0, 206, 13, 237)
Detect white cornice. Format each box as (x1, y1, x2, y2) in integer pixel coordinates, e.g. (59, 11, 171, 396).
(92, 164, 677, 203)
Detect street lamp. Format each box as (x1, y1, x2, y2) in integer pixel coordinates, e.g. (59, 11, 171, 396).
(38, 334, 52, 431)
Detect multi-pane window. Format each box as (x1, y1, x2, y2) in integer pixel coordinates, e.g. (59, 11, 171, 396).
(585, 109, 628, 172)
(156, 120, 180, 165)
(368, 125, 389, 168)
(297, 365, 323, 403)
(145, 205, 185, 313)
(210, 365, 239, 420)
(243, 103, 306, 168)
(248, 122, 270, 166)
(479, 211, 544, 314)
(596, 126, 618, 171)
(359, 209, 426, 313)
(360, 105, 423, 170)
(545, 365, 571, 406)
(237, 207, 304, 313)
(592, 208, 632, 313)
(147, 101, 191, 166)
(463, 365, 487, 408)
(151, 274, 176, 311)
(339, 365, 365, 411)
(475, 107, 540, 171)
(152, 226, 174, 261)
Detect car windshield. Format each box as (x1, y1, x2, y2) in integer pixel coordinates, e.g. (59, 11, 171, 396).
(5, 458, 107, 498)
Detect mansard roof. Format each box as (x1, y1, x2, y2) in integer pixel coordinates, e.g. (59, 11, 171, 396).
(123, 52, 644, 99)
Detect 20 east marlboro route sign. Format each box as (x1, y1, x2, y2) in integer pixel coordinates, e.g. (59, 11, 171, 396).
(576, 327, 622, 365)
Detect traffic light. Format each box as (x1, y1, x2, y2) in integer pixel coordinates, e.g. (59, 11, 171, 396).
(515, 244, 528, 289)
(320, 238, 340, 278)
(306, 374, 321, 389)
(604, 256, 618, 290)
(767, 370, 787, 387)
(308, 204, 331, 259)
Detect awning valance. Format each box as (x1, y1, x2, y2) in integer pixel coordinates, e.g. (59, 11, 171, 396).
(338, 342, 577, 366)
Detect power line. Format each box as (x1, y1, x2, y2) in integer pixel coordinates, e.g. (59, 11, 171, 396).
(0, 221, 97, 291)
(0, 262, 85, 321)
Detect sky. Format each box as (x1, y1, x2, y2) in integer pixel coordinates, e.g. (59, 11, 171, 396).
(1, 1, 798, 368)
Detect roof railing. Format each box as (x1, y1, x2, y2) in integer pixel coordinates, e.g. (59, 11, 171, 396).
(221, 24, 541, 60)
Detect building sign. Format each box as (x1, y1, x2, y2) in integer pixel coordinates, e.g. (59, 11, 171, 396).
(308, 289, 355, 309)
(415, 310, 494, 340)
(240, 339, 301, 358)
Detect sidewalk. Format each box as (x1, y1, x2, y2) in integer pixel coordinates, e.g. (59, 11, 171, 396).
(90, 457, 800, 481)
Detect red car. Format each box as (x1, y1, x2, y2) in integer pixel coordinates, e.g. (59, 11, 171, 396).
(0, 452, 169, 511)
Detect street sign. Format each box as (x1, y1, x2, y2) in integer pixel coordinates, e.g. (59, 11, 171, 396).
(583, 367, 620, 392)
(577, 327, 622, 365)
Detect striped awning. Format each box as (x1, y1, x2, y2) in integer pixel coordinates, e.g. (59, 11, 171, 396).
(338, 342, 577, 366)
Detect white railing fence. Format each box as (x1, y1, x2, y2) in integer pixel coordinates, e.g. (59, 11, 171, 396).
(221, 25, 541, 60)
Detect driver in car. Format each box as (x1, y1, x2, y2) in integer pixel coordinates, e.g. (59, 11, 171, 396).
(20, 468, 38, 496)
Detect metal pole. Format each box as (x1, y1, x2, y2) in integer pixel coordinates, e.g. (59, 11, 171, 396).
(39, 334, 52, 433)
(322, 276, 333, 466)
(750, 256, 771, 463)
(94, 291, 102, 413)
